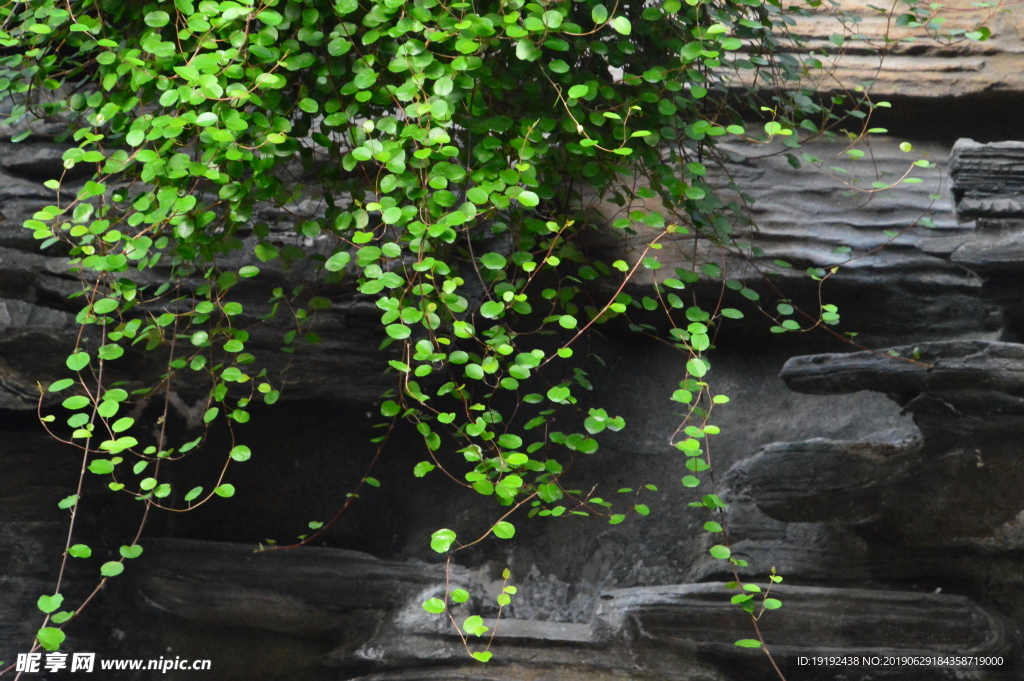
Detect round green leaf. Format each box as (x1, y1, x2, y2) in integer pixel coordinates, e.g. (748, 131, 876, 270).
(119, 544, 143, 559)
(88, 459, 115, 475)
(430, 528, 457, 553)
(66, 352, 90, 371)
(492, 521, 515, 539)
(422, 597, 446, 613)
(100, 561, 125, 577)
(386, 324, 411, 340)
(709, 544, 731, 559)
(68, 544, 92, 558)
(214, 484, 235, 497)
(36, 627, 65, 651)
(517, 190, 540, 207)
(480, 252, 507, 270)
(94, 298, 120, 314)
(230, 445, 251, 462)
(144, 10, 170, 26)
(568, 84, 589, 99)
(686, 358, 707, 378)
(324, 252, 351, 272)
(111, 417, 134, 433)
(62, 395, 90, 410)
(37, 593, 63, 614)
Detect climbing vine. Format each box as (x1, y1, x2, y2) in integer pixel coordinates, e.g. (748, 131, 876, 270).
(0, 0, 1000, 675)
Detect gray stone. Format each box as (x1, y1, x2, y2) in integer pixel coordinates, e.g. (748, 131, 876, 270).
(726, 428, 922, 524)
(951, 140, 1024, 221)
(586, 138, 1006, 345)
(594, 583, 1015, 678)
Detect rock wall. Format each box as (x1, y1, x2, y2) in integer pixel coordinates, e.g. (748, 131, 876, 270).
(5, 19, 1024, 681)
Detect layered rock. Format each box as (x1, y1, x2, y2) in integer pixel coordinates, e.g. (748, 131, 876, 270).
(594, 583, 1014, 678)
(780, 0, 1024, 102)
(586, 136, 1010, 344)
(950, 140, 1024, 223)
(772, 341, 1024, 547)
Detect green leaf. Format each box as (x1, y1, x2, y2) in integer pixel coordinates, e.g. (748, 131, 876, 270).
(98, 344, 124, 361)
(37, 594, 63, 613)
(386, 324, 411, 340)
(479, 301, 505, 319)
(463, 615, 487, 636)
(111, 417, 134, 433)
(144, 11, 170, 27)
(66, 352, 90, 371)
(257, 9, 283, 24)
(50, 611, 74, 624)
(230, 445, 251, 462)
(516, 39, 542, 61)
(763, 598, 782, 610)
(451, 588, 470, 602)
(430, 528, 457, 553)
(422, 598, 446, 613)
(611, 16, 631, 34)
(517, 190, 540, 207)
(214, 484, 235, 497)
(36, 627, 65, 651)
(568, 84, 589, 99)
(735, 639, 762, 648)
(480, 252, 507, 270)
(48, 379, 75, 392)
(93, 298, 118, 314)
(100, 561, 125, 577)
(62, 395, 90, 410)
(493, 521, 515, 539)
(709, 544, 731, 559)
(472, 651, 493, 662)
(68, 544, 92, 558)
(119, 544, 143, 559)
(592, 4, 609, 22)
(546, 386, 571, 403)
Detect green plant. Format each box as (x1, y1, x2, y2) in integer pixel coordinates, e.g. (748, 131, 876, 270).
(0, 0, 999, 676)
